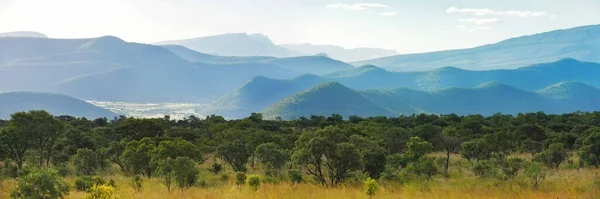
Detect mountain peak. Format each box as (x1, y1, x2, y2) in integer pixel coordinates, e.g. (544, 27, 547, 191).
(78, 36, 126, 50)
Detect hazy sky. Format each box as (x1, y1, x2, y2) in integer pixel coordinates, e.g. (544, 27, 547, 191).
(1, 0, 599, 53)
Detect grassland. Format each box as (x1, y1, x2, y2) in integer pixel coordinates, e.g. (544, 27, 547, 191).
(2, 154, 598, 199)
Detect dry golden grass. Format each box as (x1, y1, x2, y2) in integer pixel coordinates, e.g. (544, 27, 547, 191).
(1, 167, 599, 199)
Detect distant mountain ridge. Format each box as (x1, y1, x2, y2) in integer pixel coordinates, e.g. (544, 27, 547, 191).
(262, 81, 600, 119)
(281, 43, 399, 62)
(355, 25, 600, 71)
(153, 33, 301, 57)
(0, 31, 48, 38)
(0, 92, 117, 119)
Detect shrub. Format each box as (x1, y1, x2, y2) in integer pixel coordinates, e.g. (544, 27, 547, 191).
(288, 169, 303, 184)
(83, 185, 116, 199)
(246, 174, 261, 190)
(220, 173, 230, 182)
(133, 175, 143, 192)
(10, 169, 70, 199)
(2, 162, 19, 178)
(173, 157, 199, 190)
(72, 149, 101, 175)
(364, 177, 379, 197)
(235, 172, 247, 185)
(74, 176, 94, 191)
(54, 163, 71, 177)
(525, 162, 547, 190)
(208, 162, 223, 175)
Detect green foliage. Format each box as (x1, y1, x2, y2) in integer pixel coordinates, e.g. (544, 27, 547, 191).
(235, 172, 247, 185)
(173, 157, 199, 190)
(254, 142, 289, 170)
(407, 157, 439, 182)
(461, 138, 491, 162)
(10, 169, 70, 199)
(216, 141, 251, 172)
(405, 137, 433, 161)
(246, 174, 261, 190)
(122, 138, 157, 178)
(525, 162, 547, 189)
(74, 176, 94, 191)
(152, 138, 203, 163)
(288, 169, 303, 184)
(579, 131, 600, 167)
(83, 185, 116, 199)
(363, 177, 379, 197)
(534, 143, 570, 171)
(72, 149, 101, 175)
(132, 175, 143, 192)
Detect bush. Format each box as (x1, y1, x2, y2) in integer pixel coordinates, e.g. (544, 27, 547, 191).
(2, 162, 19, 178)
(525, 162, 547, 190)
(364, 177, 379, 197)
(246, 174, 261, 190)
(288, 169, 303, 184)
(83, 185, 116, 199)
(10, 169, 70, 199)
(235, 172, 247, 185)
(133, 175, 143, 192)
(72, 149, 101, 176)
(173, 157, 199, 190)
(208, 162, 223, 175)
(74, 176, 94, 191)
(220, 173, 230, 182)
(54, 163, 71, 177)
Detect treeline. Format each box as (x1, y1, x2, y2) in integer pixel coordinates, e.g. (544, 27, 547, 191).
(1, 110, 600, 197)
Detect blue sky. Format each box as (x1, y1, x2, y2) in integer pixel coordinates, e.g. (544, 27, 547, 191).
(1, 0, 599, 53)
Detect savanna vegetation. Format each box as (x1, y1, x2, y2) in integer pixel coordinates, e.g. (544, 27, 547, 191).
(1, 110, 600, 198)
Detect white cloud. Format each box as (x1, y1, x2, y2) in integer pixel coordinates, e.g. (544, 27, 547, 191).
(326, 3, 389, 11)
(459, 18, 501, 25)
(447, 6, 550, 18)
(379, 12, 396, 16)
(455, 25, 467, 29)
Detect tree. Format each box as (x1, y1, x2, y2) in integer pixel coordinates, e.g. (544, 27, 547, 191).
(97, 141, 129, 175)
(158, 159, 175, 192)
(436, 135, 460, 175)
(113, 118, 166, 140)
(10, 169, 70, 199)
(292, 127, 363, 186)
(461, 138, 491, 162)
(525, 162, 547, 190)
(405, 137, 433, 161)
(534, 143, 569, 172)
(122, 138, 157, 178)
(11, 111, 65, 167)
(0, 127, 31, 170)
(72, 149, 101, 175)
(350, 135, 386, 179)
(254, 142, 289, 170)
(579, 131, 600, 167)
(216, 141, 251, 172)
(246, 174, 261, 190)
(152, 138, 202, 163)
(408, 157, 439, 182)
(173, 157, 199, 190)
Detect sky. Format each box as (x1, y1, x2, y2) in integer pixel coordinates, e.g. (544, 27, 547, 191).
(1, 0, 599, 53)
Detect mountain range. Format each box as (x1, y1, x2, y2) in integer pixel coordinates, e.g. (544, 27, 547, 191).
(355, 25, 600, 71)
(0, 31, 48, 38)
(0, 92, 117, 119)
(280, 43, 399, 62)
(262, 81, 600, 119)
(207, 58, 600, 118)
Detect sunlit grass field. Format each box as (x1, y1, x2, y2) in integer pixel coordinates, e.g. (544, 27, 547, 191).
(1, 154, 599, 199)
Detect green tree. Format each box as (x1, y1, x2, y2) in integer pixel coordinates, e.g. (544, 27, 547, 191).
(292, 127, 362, 186)
(97, 141, 129, 175)
(405, 137, 433, 161)
(158, 159, 175, 192)
(216, 141, 251, 172)
(72, 149, 101, 175)
(254, 142, 289, 170)
(122, 138, 157, 178)
(534, 143, 570, 172)
(0, 127, 32, 170)
(408, 157, 439, 182)
(10, 169, 70, 199)
(461, 138, 491, 162)
(173, 157, 199, 190)
(113, 118, 166, 140)
(436, 135, 460, 175)
(579, 131, 600, 167)
(152, 138, 202, 163)
(525, 162, 547, 190)
(11, 111, 65, 167)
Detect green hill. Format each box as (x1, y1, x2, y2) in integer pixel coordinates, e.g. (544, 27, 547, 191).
(262, 82, 396, 119)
